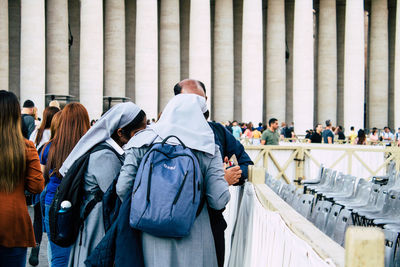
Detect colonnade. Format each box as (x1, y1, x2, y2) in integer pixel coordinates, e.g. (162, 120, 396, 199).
(2, 0, 398, 134)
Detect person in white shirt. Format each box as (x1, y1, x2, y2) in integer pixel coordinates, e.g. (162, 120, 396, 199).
(381, 127, 394, 146)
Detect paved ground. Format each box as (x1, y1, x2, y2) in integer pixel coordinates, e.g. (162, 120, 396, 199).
(27, 206, 49, 267)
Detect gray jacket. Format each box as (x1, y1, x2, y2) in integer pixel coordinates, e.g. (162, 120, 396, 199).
(116, 144, 230, 267)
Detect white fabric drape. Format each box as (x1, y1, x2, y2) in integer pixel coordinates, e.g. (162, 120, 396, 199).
(226, 183, 335, 267)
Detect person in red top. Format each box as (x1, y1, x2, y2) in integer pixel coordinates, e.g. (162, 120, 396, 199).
(0, 90, 44, 267)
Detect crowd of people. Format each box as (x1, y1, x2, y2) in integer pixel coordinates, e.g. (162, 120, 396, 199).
(2, 77, 400, 267)
(221, 118, 400, 146)
(0, 79, 254, 267)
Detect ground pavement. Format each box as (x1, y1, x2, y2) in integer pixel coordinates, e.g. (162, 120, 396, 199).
(27, 206, 49, 267)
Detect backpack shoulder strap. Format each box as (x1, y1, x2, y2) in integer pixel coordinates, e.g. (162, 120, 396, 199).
(81, 144, 122, 222)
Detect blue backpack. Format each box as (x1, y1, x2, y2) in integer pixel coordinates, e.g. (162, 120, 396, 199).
(130, 135, 204, 238)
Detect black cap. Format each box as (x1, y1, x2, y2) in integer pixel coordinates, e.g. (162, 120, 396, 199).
(23, 100, 34, 108)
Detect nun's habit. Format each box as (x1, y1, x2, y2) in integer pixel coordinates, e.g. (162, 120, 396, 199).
(117, 94, 230, 267)
(60, 102, 142, 267)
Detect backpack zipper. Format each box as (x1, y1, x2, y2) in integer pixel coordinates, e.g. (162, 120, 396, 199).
(146, 163, 153, 203)
(173, 171, 188, 205)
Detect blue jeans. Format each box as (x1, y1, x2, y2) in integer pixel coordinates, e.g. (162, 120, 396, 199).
(44, 204, 71, 267)
(0, 246, 26, 267)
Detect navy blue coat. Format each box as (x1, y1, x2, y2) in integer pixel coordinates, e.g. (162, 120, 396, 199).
(85, 195, 144, 267)
(207, 122, 253, 267)
(208, 122, 253, 184)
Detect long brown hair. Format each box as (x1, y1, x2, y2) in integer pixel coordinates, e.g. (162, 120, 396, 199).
(45, 103, 90, 178)
(50, 111, 62, 139)
(35, 106, 60, 146)
(0, 90, 26, 192)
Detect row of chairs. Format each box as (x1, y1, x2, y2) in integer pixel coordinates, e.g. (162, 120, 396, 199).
(265, 163, 400, 267)
(266, 173, 352, 246)
(302, 164, 400, 267)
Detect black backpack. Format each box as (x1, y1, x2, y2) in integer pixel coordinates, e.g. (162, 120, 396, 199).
(48, 144, 121, 247)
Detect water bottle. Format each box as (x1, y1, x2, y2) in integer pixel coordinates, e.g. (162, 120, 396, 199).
(57, 200, 72, 241)
(58, 200, 72, 213)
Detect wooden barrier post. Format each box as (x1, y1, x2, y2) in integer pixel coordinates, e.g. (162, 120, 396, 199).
(249, 166, 266, 184)
(345, 226, 384, 267)
(295, 146, 305, 181)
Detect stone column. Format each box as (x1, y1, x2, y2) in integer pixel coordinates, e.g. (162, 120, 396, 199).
(20, 0, 45, 113)
(233, 0, 243, 121)
(369, 0, 388, 128)
(9, 1, 20, 97)
(394, 0, 400, 128)
(242, 0, 263, 124)
(293, 0, 314, 135)
(285, 0, 294, 124)
(388, 2, 396, 129)
(317, 0, 337, 124)
(337, 3, 345, 126)
(0, 0, 8, 90)
(180, 0, 190, 80)
(105, 0, 125, 98)
(80, 0, 103, 119)
(266, 0, 286, 123)
(214, 0, 234, 122)
(159, 0, 180, 110)
(343, 0, 365, 131)
(189, 0, 211, 113)
(136, 0, 158, 119)
(69, 0, 81, 100)
(125, 0, 136, 100)
(47, 0, 69, 96)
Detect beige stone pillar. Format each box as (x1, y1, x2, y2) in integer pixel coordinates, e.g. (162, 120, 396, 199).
(69, 0, 80, 100)
(266, 0, 286, 123)
(80, 0, 103, 119)
(20, 0, 45, 113)
(136, 0, 158, 119)
(159, 0, 180, 110)
(0, 0, 8, 90)
(285, 0, 294, 124)
(105, 0, 125, 98)
(317, 0, 337, 124)
(369, 0, 388, 128)
(343, 0, 365, 131)
(395, 0, 400, 128)
(180, 0, 190, 81)
(189, 0, 211, 113)
(9, 1, 20, 97)
(293, 0, 314, 135)
(337, 3, 345, 126)
(233, 0, 243, 121)
(242, 0, 263, 124)
(388, 3, 396, 129)
(125, 0, 136, 100)
(214, 0, 234, 122)
(47, 0, 69, 96)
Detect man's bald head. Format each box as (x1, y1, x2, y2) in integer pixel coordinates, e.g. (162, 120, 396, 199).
(173, 79, 206, 98)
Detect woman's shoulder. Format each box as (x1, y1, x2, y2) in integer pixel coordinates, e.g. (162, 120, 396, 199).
(90, 141, 124, 162)
(24, 139, 36, 150)
(24, 139, 40, 161)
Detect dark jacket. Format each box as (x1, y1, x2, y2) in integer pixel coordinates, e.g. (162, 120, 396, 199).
(85, 195, 144, 267)
(207, 122, 253, 267)
(21, 114, 35, 139)
(208, 122, 253, 185)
